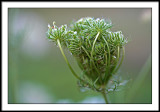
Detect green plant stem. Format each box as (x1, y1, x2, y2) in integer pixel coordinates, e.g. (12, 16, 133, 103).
(102, 93, 108, 104)
(91, 32, 100, 57)
(90, 32, 103, 83)
(101, 86, 109, 104)
(113, 46, 125, 74)
(57, 39, 99, 91)
(90, 32, 100, 72)
(82, 46, 91, 58)
(112, 46, 120, 73)
(102, 35, 111, 69)
(57, 39, 81, 80)
(102, 36, 111, 83)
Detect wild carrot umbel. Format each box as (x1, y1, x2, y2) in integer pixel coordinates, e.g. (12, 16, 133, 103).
(47, 17, 128, 103)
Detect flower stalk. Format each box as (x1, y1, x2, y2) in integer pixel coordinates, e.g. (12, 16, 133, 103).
(57, 39, 80, 80)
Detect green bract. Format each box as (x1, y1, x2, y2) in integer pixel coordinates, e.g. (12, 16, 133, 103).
(47, 17, 128, 94)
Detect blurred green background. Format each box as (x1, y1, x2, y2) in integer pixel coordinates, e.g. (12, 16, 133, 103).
(8, 8, 151, 104)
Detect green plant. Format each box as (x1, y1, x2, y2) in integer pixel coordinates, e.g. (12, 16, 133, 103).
(47, 17, 128, 103)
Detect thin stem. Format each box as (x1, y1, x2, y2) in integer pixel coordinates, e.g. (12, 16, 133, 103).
(105, 51, 108, 66)
(102, 36, 111, 83)
(57, 39, 99, 91)
(82, 46, 91, 58)
(101, 86, 109, 104)
(91, 32, 100, 58)
(90, 32, 100, 72)
(102, 36, 111, 69)
(112, 46, 120, 73)
(102, 92, 108, 104)
(113, 46, 125, 74)
(90, 32, 103, 83)
(57, 39, 80, 80)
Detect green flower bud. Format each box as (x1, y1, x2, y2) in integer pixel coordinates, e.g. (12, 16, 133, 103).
(47, 17, 128, 101)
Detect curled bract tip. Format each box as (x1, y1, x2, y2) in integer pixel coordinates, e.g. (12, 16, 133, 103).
(53, 21, 56, 25)
(48, 24, 51, 28)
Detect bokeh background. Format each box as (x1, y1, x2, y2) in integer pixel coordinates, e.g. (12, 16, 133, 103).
(8, 8, 151, 104)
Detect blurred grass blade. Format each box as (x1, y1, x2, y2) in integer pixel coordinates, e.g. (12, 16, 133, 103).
(126, 55, 151, 102)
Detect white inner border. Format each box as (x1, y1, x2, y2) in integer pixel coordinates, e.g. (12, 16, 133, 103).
(2, 2, 159, 111)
